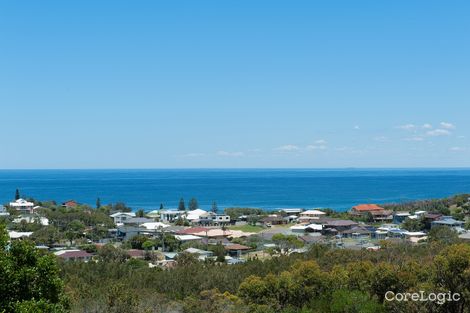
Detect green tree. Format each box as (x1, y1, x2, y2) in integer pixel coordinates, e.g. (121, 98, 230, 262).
(211, 201, 218, 213)
(247, 215, 260, 226)
(142, 240, 155, 251)
(96, 197, 101, 209)
(159, 203, 164, 210)
(136, 209, 145, 217)
(428, 226, 459, 245)
(189, 198, 199, 211)
(208, 243, 226, 263)
(97, 244, 129, 263)
(176, 252, 198, 266)
(65, 220, 85, 245)
(178, 198, 186, 211)
(0, 224, 69, 312)
(329, 290, 385, 313)
(401, 218, 424, 232)
(433, 244, 470, 313)
(129, 234, 149, 250)
(15, 188, 20, 200)
(32, 226, 62, 246)
(272, 234, 303, 255)
(113, 202, 131, 212)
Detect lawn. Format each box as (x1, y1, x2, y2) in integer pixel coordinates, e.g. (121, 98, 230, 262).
(229, 224, 264, 233)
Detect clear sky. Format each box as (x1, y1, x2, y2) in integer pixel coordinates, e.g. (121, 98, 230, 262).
(1, 1, 469, 168)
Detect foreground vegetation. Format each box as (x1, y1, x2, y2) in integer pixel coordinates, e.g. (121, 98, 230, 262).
(56, 235, 470, 313)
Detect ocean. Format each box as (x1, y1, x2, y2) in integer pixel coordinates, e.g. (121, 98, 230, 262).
(1, 169, 470, 211)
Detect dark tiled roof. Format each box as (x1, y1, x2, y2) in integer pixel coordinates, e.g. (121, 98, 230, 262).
(57, 250, 92, 259)
(224, 244, 251, 251)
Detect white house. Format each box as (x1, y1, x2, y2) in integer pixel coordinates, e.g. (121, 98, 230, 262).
(280, 208, 303, 215)
(300, 209, 326, 218)
(0, 206, 10, 217)
(298, 209, 326, 222)
(8, 230, 33, 240)
(110, 212, 136, 224)
(175, 234, 203, 243)
(9, 199, 35, 214)
(184, 247, 213, 260)
(146, 210, 160, 218)
(13, 215, 49, 226)
(160, 210, 185, 222)
(185, 209, 209, 221)
(140, 222, 170, 230)
(54, 250, 92, 262)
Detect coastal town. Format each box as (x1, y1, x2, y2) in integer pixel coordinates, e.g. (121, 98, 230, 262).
(3, 190, 470, 267)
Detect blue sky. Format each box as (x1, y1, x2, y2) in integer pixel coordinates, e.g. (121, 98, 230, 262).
(1, 1, 469, 168)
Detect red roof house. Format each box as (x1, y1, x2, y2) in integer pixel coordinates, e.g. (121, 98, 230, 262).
(350, 204, 385, 215)
(62, 200, 78, 208)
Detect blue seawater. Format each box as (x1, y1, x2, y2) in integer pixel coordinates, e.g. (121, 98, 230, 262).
(0, 169, 470, 211)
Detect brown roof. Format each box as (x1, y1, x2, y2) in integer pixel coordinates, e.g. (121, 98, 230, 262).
(424, 213, 442, 219)
(176, 227, 211, 235)
(127, 249, 145, 258)
(299, 235, 324, 243)
(224, 244, 252, 251)
(57, 250, 92, 259)
(352, 204, 384, 212)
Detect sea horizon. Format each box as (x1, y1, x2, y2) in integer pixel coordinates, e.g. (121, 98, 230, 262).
(2, 168, 470, 212)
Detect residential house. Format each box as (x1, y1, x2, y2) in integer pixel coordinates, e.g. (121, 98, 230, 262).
(290, 223, 323, 233)
(260, 215, 287, 226)
(350, 204, 385, 216)
(110, 212, 136, 224)
(300, 209, 326, 219)
(402, 231, 427, 244)
(9, 199, 35, 214)
(183, 247, 213, 260)
(0, 206, 10, 217)
(198, 213, 231, 225)
(341, 226, 374, 238)
(350, 204, 392, 222)
(423, 213, 443, 229)
(185, 209, 209, 222)
(54, 250, 92, 262)
(62, 200, 78, 208)
(174, 234, 203, 244)
(140, 222, 169, 230)
(127, 249, 145, 259)
(176, 227, 211, 236)
(224, 243, 251, 257)
(431, 216, 464, 231)
(146, 210, 160, 218)
(122, 217, 155, 225)
(117, 225, 150, 241)
(392, 211, 411, 224)
(160, 210, 185, 222)
(298, 210, 327, 223)
(13, 214, 49, 226)
(227, 258, 246, 265)
(8, 231, 33, 240)
(370, 210, 393, 222)
(280, 208, 303, 215)
(322, 219, 358, 232)
(299, 234, 325, 245)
